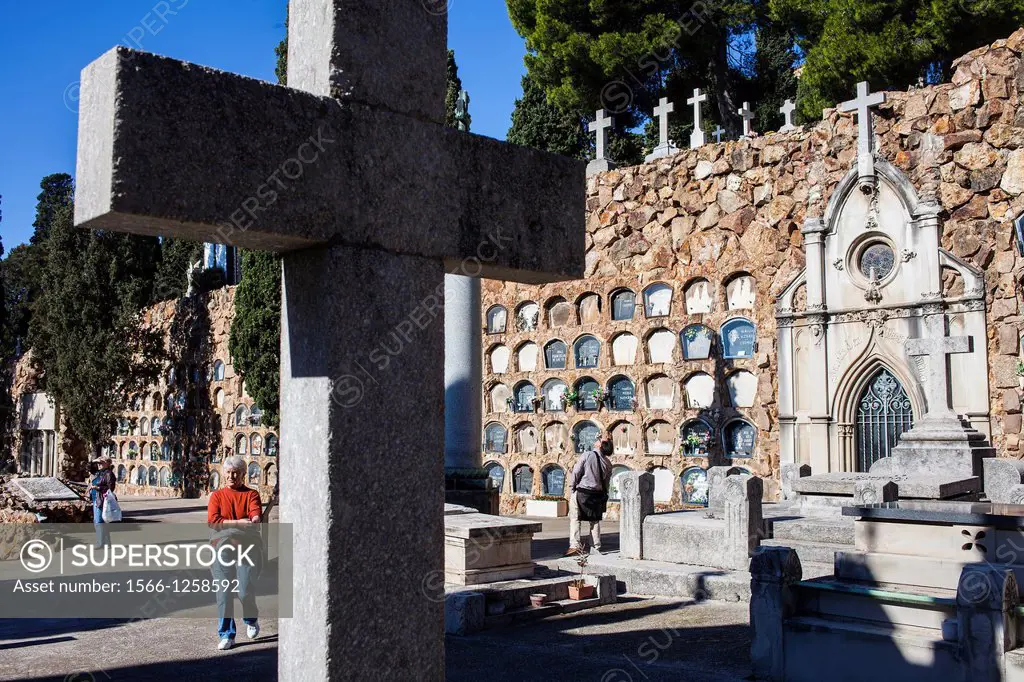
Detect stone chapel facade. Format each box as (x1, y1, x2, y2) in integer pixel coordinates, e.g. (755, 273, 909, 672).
(481, 30, 1024, 514)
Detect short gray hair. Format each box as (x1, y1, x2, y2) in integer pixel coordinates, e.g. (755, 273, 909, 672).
(223, 456, 246, 473)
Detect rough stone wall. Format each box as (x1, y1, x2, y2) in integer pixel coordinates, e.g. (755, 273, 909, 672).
(482, 29, 1024, 509)
(9, 287, 279, 501)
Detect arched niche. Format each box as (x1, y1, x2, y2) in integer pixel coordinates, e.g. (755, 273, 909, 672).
(541, 379, 568, 412)
(541, 464, 566, 496)
(546, 297, 572, 328)
(572, 420, 601, 453)
(484, 461, 505, 492)
(574, 335, 601, 369)
(726, 370, 758, 408)
(490, 383, 511, 413)
(484, 423, 508, 453)
(489, 344, 510, 374)
(645, 375, 675, 410)
(684, 278, 713, 314)
(723, 418, 756, 458)
(645, 420, 675, 455)
(610, 288, 636, 321)
(646, 328, 676, 364)
(544, 421, 569, 452)
(514, 422, 540, 454)
(680, 419, 713, 457)
(512, 381, 537, 413)
(607, 375, 636, 411)
(651, 466, 675, 503)
(516, 341, 539, 372)
(725, 273, 756, 310)
(643, 283, 673, 317)
(683, 373, 715, 409)
(577, 292, 602, 324)
(721, 318, 756, 359)
(610, 420, 639, 455)
(514, 302, 539, 332)
(544, 339, 568, 369)
(486, 305, 507, 334)
(611, 333, 638, 366)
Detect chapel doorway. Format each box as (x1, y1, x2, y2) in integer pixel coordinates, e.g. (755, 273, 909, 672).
(855, 368, 915, 472)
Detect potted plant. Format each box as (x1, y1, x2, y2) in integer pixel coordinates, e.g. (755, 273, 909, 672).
(564, 388, 580, 410)
(1017, 360, 1024, 390)
(530, 593, 548, 608)
(568, 549, 596, 600)
(526, 495, 568, 518)
(681, 432, 710, 457)
(532, 395, 544, 411)
(592, 388, 610, 409)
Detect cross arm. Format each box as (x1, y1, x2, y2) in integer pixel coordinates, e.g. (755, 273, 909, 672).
(906, 336, 972, 357)
(75, 48, 586, 283)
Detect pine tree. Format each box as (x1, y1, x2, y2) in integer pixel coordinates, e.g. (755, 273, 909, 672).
(445, 49, 466, 129)
(30, 173, 74, 246)
(507, 73, 588, 159)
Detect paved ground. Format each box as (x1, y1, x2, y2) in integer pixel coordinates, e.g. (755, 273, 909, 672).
(0, 499, 750, 682)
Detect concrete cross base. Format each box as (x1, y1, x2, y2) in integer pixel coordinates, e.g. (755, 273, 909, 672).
(879, 421, 995, 481)
(586, 158, 617, 177)
(645, 142, 681, 162)
(444, 513, 542, 586)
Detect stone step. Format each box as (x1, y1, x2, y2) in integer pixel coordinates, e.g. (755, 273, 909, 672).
(794, 579, 957, 631)
(802, 562, 836, 580)
(1005, 648, 1024, 680)
(762, 538, 851, 566)
(483, 596, 604, 630)
(768, 516, 856, 545)
(783, 615, 959, 682)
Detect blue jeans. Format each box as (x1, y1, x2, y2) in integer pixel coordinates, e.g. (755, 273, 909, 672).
(93, 504, 110, 548)
(212, 548, 259, 639)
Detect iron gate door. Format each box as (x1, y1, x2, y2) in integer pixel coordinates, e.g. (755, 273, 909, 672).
(855, 369, 914, 472)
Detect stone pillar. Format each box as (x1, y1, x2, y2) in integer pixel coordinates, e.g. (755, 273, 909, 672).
(800, 219, 826, 308)
(780, 463, 811, 501)
(618, 471, 654, 560)
(853, 479, 898, 505)
(443, 274, 498, 514)
(956, 564, 1018, 682)
(750, 546, 802, 681)
(724, 475, 764, 571)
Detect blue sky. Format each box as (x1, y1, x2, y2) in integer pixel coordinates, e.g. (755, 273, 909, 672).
(0, 1, 527, 249)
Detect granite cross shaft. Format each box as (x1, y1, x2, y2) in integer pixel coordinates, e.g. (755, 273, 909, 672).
(587, 108, 615, 176)
(645, 97, 680, 162)
(840, 81, 887, 189)
(738, 102, 755, 137)
(687, 88, 708, 148)
(780, 99, 796, 132)
(905, 312, 972, 425)
(73, 1, 585, 679)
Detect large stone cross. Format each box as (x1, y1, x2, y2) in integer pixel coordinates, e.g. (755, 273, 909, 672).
(587, 108, 615, 175)
(73, 1, 584, 679)
(779, 98, 796, 132)
(840, 81, 886, 188)
(645, 97, 680, 161)
(687, 88, 708, 148)
(738, 101, 755, 137)
(906, 313, 972, 424)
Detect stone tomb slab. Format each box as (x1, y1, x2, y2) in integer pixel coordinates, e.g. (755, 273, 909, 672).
(444, 513, 542, 586)
(792, 472, 978, 500)
(9, 477, 82, 503)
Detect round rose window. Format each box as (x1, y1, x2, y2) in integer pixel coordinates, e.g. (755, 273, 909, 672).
(858, 243, 895, 281)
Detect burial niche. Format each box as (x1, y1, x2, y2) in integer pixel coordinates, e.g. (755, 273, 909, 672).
(611, 288, 636, 321)
(646, 421, 675, 455)
(573, 421, 601, 453)
(684, 373, 715, 409)
(484, 462, 505, 492)
(542, 379, 568, 412)
(612, 333, 638, 366)
(490, 383, 511, 413)
(159, 467, 172, 487)
(680, 419, 712, 456)
(651, 466, 675, 504)
(647, 328, 676, 364)
(515, 423, 540, 453)
(544, 339, 568, 369)
(608, 465, 631, 501)
(487, 305, 507, 334)
(251, 434, 263, 455)
(544, 422, 569, 452)
(577, 292, 602, 324)
(611, 421, 638, 454)
(546, 297, 572, 328)
(515, 302, 540, 332)
(726, 371, 758, 408)
(574, 335, 601, 369)
(517, 341, 539, 372)
(721, 318, 756, 359)
(643, 283, 673, 317)
(133, 466, 146, 486)
(489, 345, 510, 374)
(725, 274, 756, 310)
(265, 434, 278, 457)
(512, 381, 537, 413)
(542, 464, 566, 496)
(512, 464, 534, 495)
(117, 465, 127, 483)
(266, 464, 278, 488)
(684, 278, 713, 314)
(680, 467, 709, 506)
(574, 377, 600, 411)
(235, 434, 247, 455)
(681, 324, 714, 360)
(213, 360, 226, 381)
(646, 375, 675, 410)
(484, 423, 508, 453)
(148, 466, 159, 486)
(723, 419, 756, 458)
(607, 376, 636, 411)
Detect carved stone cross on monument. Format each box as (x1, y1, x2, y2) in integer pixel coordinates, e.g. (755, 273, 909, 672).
(587, 108, 616, 176)
(73, 1, 585, 679)
(713, 125, 726, 144)
(738, 102, 755, 137)
(645, 97, 680, 161)
(906, 313, 972, 425)
(840, 81, 886, 190)
(687, 88, 708, 148)
(779, 98, 796, 132)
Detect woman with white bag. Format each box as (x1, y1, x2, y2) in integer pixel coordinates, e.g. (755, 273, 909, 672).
(87, 456, 117, 548)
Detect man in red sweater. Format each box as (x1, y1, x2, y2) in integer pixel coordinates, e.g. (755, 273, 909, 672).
(208, 455, 263, 651)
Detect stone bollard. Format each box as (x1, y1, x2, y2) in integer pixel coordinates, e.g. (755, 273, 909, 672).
(780, 463, 811, 501)
(724, 475, 764, 570)
(983, 458, 1024, 503)
(956, 564, 1018, 682)
(618, 471, 654, 560)
(708, 466, 745, 514)
(853, 479, 898, 505)
(444, 591, 485, 635)
(750, 546, 802, 681)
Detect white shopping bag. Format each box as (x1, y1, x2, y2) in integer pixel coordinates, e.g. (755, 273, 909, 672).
(102, 490, 122, 523)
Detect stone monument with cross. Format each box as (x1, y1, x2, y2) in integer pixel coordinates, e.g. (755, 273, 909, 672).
(840, 81, 887, 191)
(587, 108, 616, 176)
(645, 97, 680, 161)
(779, 98, 796, 133)
(73, 0, 585, 678)
(738, 101, 755, 137)
(687, 88, 708, 148)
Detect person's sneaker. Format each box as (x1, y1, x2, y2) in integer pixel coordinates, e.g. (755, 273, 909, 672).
(218, 638, 235, 651)
(591, 547, 603, 555)
(247, 623, 260, 640)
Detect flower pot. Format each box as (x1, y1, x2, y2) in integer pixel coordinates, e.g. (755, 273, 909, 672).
(529, 593, 548, 608)
(526, 499, 568, 518)
(568, 584, 595, 601)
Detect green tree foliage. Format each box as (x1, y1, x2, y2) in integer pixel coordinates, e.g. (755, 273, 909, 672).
(30, 173, 74, 246)
(446, 49, 467, 128)
(751, 20, 799, 129)
(28, 201, 164, 450)
(771, 0, 1024, 120)
(507, 73, 589, 158)
(0, 197, 13, 470)
(275, 6, 288, 86)
(153, 238, 202, 302)
(228, 251, 281, 427)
